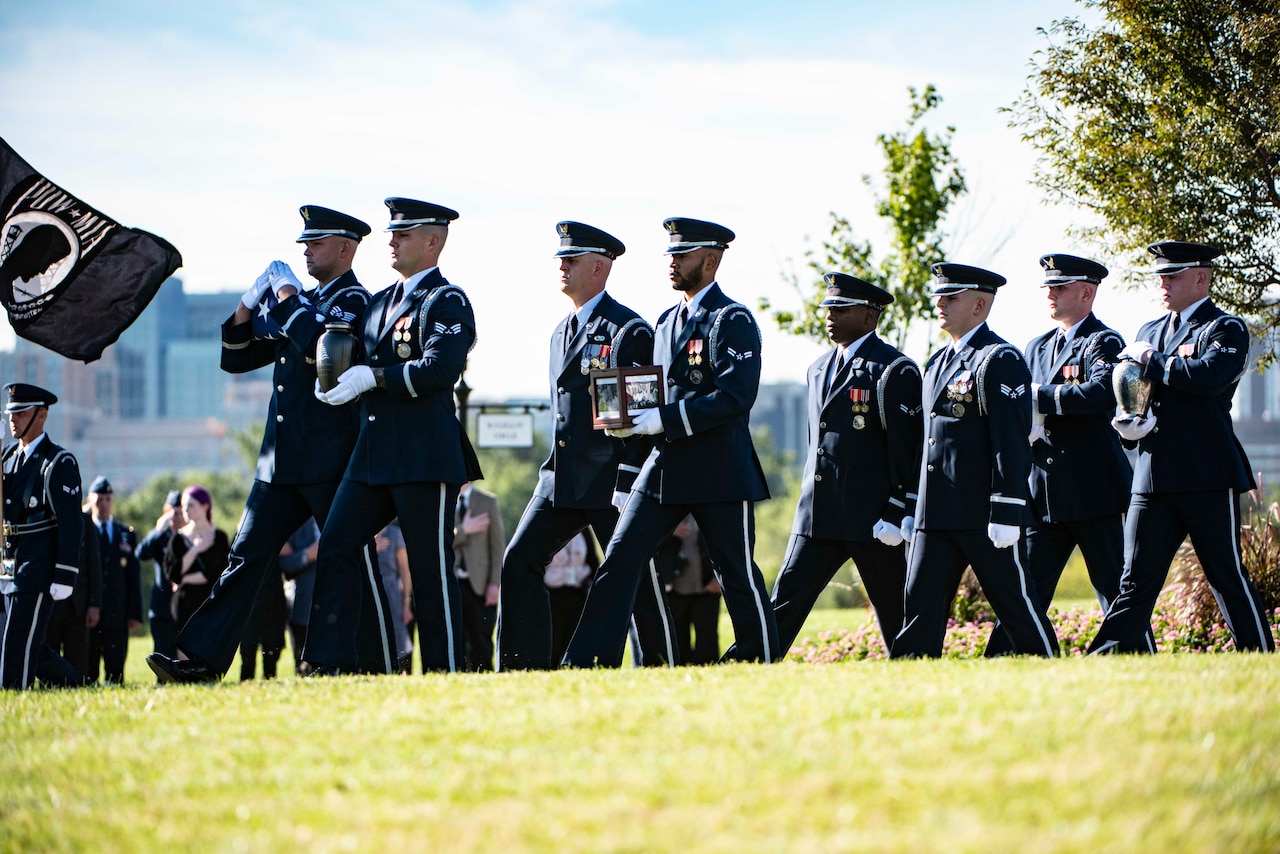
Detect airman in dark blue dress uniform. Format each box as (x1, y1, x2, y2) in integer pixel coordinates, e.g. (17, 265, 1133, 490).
(2, 384, 84, 690)
(305, 198, 483, 674)
(891, 264, 1059, 658)
(986, 254, 1141, 654)
(86, 476, 141, 683)
(1088, 241, 1274, 654)
(497, 221, 676, 670)
(563, 218, 781, 667)
(752, 273, 922, 654)
(148, 205, 397, 683)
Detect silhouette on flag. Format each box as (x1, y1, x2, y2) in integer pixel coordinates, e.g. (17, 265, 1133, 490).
(1, 136, 182, 362)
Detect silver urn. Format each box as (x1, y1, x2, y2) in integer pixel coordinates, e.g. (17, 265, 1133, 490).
(1112, 358, 1154, 421)
(316, 321, 356, 392)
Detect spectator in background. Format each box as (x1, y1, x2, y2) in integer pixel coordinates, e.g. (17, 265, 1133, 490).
(453, 482, 505, 671)
(86, 476, 142, 684)
(375, 522, 414, 673)
(279, 520, 319, 675)
(238, 564, 288, 680)
(542, 531, 596, 666)
(164, 486, 229, 632)
(665, 516, 721, 665)
(135, 490, 184, 658)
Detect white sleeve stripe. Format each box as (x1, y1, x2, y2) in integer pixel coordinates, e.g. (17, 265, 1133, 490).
(888, 498, 905, 508)
(618, 464, 641, 473)
(678, 400, 693, 436)
(403, 365, 418, 398)
(991, 495, 1027, 506)
(281, 308, 307, 332)
(1053, 383, 1063, 416)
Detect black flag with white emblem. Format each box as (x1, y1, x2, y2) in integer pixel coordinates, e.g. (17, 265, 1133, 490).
(1, 136, 182, 362)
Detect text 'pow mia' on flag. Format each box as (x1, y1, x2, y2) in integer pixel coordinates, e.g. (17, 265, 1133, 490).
(1, 136, 182, 362)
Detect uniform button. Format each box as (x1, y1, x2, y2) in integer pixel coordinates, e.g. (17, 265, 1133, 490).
(1044, 429, 1051, 438)
(816, 448, 825, 456)
(368, 415, 376, 422)
(277, 385, 284, 392)
(558, 440, 566, 447)
(1047, 458, 1054, 464)
(276, 415, 284, 423)
(819, 421, 826, 429)
(667, 378, 675, 386)
(930, 412, 937, 418)
(279, 357, 286, 364)
(927, 464, 935, 472)
(557, 387, 565, 395)
(556, 414, 565, 422)
(814, 475, 822, 482)
(928, 438, 936, 445)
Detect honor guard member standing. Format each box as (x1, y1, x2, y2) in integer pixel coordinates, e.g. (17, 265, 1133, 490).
(1088, 241, 1274, 654)
(747, 273, 922, 655)
(497, 221, 676, 670)
(986, 255, 1139, 654)
(563, 218, 781, 667)
(147, 205, 397, 684)
(890, 264, 1059, 658)
(1, 384, 83, 690)
(86, 477, 142, 683)
(307, 198, 483, 674)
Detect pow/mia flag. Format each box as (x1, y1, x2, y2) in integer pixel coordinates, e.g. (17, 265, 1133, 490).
(1, 136, 182, 362)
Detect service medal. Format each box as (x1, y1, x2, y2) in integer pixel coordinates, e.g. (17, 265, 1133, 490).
(689, 369, 704, 385)
(852, 414, 865, 430)
(1062, 364, 1080, 384)
(952, 402, 965, 417)
(396, 342, 412, 359)
(687, 338, 704, 366)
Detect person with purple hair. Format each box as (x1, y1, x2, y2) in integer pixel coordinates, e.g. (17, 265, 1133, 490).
(163, 486, 230, 632)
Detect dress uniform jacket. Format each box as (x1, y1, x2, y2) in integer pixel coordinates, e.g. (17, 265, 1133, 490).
(1027, 313, 1131, 522)
(95, 520, 142, 629)
(537, 292, 654, 508)
(638, 283, 768, 504)
(2, 440, 82, 592)
(221, 269, 370, 485)
(353, 268, 482, 486)
(794, 335, 922, 539)
(1127, 300, 1253, 494)
(916, 322, 1033, 531)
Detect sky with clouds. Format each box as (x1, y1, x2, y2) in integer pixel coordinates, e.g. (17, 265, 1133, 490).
(1, 0, 1165, 399)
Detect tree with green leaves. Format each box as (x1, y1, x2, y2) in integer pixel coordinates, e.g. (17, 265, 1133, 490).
(1008, 0, 1280, 356)
(762, 84, 966, 348)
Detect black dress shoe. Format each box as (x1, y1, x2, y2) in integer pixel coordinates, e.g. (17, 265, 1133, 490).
(304, 664, 342, 677)
(147, 653, 220, 684)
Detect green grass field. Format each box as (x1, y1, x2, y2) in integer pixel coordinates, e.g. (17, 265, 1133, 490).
(4, 610, 1278, 853)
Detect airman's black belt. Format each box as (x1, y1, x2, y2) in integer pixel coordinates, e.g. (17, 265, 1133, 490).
(6, 519, 58, 535)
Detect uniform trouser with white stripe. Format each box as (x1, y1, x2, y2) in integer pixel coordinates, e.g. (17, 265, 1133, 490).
(497, 496, 676, 670)
(891, 528, 1059, 658)
(563, 494, 780, 668)
(1088, 490, 1275, 654)
(1, 591, 54, 690)
(305, 479, 464, 672)
(986, 514, 1149, 655)
(765, 534, 907, 655)
(178, 479, 396, 675)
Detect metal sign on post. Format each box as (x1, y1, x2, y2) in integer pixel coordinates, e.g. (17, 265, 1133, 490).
(476, 412, 535, 448)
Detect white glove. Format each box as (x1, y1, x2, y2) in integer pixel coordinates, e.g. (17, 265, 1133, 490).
(630, 408, 664, 436)
(50, 583, 74, 601)
(987, 523, 1021, 550)
(240, 268, 272, 309)
(269, 260, 303, 297)
(610, 491, 629, 511)
(1112, 414, 1156, 441)
(872, 519, 904, 547)
(1119, 341, 1155, 365)
(1029, 411, 1046, 445)
(899, 516, 915, 543)
(322, 366, 376, 406)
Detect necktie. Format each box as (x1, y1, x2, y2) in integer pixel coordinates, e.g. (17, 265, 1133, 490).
(827, 349, 846, 394)
(565, 315, 579, 354)
(1052, 331, 1066, 361)
(380, 283, 404, 336)
(677, 304, 689, 334)
(1160, 311, 1180, 350)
